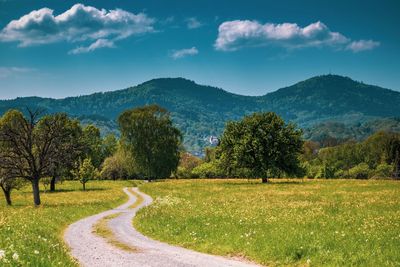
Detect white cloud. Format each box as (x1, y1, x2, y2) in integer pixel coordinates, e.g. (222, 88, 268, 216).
(0, 3, 154, 53)
(186, 17, 202, 29)
(214, 20, 378, 53)
(346, 40, 380, 52)
(69, 39, 115, 54)
(0, 67, 35, 78)
(170, 47, 198, 59)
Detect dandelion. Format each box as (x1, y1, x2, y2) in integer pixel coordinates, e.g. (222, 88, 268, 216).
(34, 250, 39, 255)
(12, 252, 19, 261)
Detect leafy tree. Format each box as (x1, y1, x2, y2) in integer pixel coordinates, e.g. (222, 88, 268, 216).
(217, 112, 303, 182)
(118, 105, 182, 181)
(48, 119, 84, 192)
(0, 110, 83, 205)
(72, 158, 98, 191)
(102, 134, 118, 159)
(82, 125, 103, 168)
(176, 153, 202, 178)
(0, 167, 24, 205)
(100, 147, 137, 180)
(204, 147, 216, 163)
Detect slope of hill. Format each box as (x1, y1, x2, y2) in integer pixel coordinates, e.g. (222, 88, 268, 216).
(1, 75, 399, 154)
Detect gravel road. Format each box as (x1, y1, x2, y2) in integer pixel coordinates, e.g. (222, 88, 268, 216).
(64, 187, 260, 267)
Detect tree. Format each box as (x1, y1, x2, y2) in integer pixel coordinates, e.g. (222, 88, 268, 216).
(48, 119, 84, 192)
(118, 105, 182, 181)
(102, 134, 118, 159)
(72, 158, 98, 191)
(217, 112, 303, 183)
(100, 147, 137, 180)
(0, 110, 81, 205)
(0, 167, 24, 205)
(82, 125, 103, 168)
(176, 152, 202, 178)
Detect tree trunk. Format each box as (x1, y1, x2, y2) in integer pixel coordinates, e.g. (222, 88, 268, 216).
(262, 177, 269, 183)
(82, 182, 86, 191)
(32, 179, 41, 206)
(50, 176, 56, 192)
(1, 186, 12, 205)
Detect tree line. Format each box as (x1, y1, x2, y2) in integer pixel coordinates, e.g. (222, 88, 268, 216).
(1, 105, 399, 206)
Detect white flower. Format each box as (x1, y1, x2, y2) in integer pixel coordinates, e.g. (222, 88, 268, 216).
(34, 250, 39, 255)
(12, 252, 19, 260)
(0, 250, 5, 259)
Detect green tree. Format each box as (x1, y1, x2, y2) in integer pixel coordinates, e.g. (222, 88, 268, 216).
(217, 112, 303, 183)
(0, 110, 83, 205)
(48, 119, 84, 192)
(0, 168, 24, 205)
(72, 158, 98, 191)
(102, 134, 118, 159)
(118, 105, 182, 181)
(82, 125, 103, 168)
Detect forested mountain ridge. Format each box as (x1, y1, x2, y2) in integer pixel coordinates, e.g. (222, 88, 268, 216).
(1, 75, 399, 153)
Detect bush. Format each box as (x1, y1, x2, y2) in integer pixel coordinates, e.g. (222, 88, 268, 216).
(348, 163, 371, 179)
(192, 161, 225, 178)
(372, 163, 393, 179)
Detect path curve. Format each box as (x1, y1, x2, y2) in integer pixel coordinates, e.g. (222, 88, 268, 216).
(64, 187, 260, 267)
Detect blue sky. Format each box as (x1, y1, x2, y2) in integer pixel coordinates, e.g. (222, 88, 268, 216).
(0, 0, 399, 99)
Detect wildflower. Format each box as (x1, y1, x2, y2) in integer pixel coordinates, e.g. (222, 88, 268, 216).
(307, 259, 311, 264)
(34, 250, 39, 255)
(0, 249, 5, 260)
(12, 253, 19, 261)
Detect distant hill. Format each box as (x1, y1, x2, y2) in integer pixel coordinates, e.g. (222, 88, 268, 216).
(1, 75, 399, 154)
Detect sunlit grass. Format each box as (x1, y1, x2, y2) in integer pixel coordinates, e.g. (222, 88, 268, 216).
(93, 212, 137, 252)
(135, 179, 400, 266)
(0, 180, 134, 266)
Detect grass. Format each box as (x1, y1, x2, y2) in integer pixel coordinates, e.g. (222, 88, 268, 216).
(135, 179, 400, 266)
(0, 180, 135, 266)
(93, 213, 137, 252)
(128, 188, 144, 209)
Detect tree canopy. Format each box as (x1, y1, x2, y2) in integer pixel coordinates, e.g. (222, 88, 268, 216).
(217, 112, 304, 182)
(118, 105, 182, 180)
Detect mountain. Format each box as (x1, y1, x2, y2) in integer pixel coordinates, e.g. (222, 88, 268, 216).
(261, 75, 400, 125)
(1, 75, 399, 154)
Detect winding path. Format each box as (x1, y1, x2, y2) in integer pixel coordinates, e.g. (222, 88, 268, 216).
(64, 187, 260, 267)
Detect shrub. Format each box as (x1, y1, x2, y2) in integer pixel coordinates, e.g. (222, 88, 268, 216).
(372, 163, 393, 179)
(348, 163, 371, 179)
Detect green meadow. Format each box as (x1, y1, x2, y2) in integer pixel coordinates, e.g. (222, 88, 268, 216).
(135, 179, 400, 266)
(0, 181, 133, 266)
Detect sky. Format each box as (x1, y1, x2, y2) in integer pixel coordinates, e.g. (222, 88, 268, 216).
(0, 0, 399, 99)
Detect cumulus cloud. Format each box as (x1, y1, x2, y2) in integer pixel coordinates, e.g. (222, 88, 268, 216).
(69, 39, 115, 54)
(170, 47, 198, 59)
(0, 67, 35, 78)
(0, 3, 154, 53)
(186, 17, 202, 29)
(346, 40, 380, 52)
(214, 20, 379, 53)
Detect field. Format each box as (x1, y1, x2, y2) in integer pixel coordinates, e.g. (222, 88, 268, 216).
(0, 180, 134, 266)
(135, 179, 400, 266)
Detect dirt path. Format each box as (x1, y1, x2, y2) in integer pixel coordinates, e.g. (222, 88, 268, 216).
(64, 187, 260, 267)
